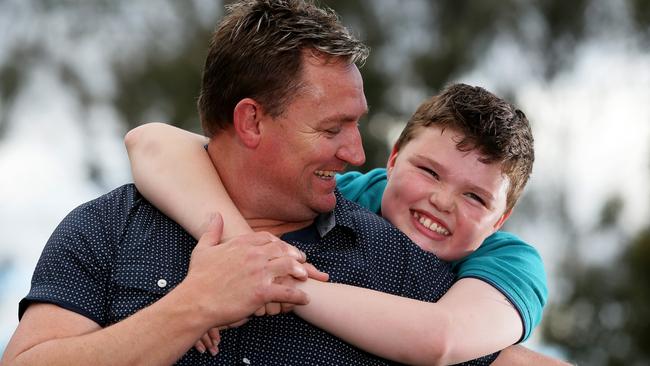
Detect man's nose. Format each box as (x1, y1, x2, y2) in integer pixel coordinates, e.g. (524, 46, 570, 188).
(336, 125, 366, 166)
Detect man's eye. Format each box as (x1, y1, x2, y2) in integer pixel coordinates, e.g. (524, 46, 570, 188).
(465, 192, 486, 206)
(324, 127, 342, 135)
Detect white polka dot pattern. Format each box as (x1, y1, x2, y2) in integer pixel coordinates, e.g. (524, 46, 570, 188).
(20, 185, 498, 365)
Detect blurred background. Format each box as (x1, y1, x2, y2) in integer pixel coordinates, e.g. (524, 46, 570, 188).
(1, 0, 649, 364)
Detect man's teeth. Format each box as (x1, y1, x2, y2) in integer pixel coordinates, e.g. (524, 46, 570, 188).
(315, 170, 336, 178)
(414, 212, 450, 236)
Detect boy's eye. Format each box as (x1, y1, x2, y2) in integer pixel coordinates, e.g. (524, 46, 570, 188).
(419, 166, 439, 179)
(465, 192, 486, 206)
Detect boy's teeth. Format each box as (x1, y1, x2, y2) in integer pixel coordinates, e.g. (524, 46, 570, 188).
(414, 212, 450, 236)
(315, 170, 336, 178)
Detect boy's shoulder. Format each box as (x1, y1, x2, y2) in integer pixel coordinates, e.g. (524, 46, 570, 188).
(336, 168, 387, 214)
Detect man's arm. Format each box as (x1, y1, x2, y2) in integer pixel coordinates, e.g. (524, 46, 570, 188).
(2, 216, 311, 365)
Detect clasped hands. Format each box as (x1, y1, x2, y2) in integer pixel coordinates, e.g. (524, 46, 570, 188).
(185, 214, 328, 356)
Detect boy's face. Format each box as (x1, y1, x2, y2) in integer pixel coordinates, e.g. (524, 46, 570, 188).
(381, 126, 511, 261)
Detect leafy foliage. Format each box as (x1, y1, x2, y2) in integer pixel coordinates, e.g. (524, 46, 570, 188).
(543, 227, 650, 365)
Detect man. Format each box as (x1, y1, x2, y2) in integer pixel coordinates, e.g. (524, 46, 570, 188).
(3, 1, 561, 365)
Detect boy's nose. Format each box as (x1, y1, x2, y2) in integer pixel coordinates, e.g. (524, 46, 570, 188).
(429, 188, 454, 213)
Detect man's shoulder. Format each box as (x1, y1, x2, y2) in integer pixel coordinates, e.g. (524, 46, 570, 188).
(58, 183, 170, 239)
(333, 191, 400, 235)
(74, 183, 153, 216)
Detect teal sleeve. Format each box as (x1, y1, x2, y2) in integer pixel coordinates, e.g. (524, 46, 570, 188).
(336, 168, 387, 214)
(451, 231, 548, 342)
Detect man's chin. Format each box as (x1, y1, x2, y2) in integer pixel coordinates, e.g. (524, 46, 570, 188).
(312, 194, 337, 213)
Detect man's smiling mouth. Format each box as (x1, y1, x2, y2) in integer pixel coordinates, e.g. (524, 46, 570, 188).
(315, 170, 337, 178)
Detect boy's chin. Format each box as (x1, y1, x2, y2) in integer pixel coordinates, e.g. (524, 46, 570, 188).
(410, 235, 438, 254)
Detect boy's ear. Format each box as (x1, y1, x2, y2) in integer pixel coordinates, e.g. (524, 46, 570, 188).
(493, 208, 512, 231)
(386, 144, 400, 178)
(233, 98, 263, 148)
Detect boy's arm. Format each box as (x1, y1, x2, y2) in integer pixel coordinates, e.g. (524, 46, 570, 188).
(493, 345, 573, 365)
(295, 277, 520, 365)
(125, 123, 253, 240)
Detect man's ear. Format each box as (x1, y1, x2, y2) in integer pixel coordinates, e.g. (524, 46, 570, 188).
(493, 208, 512, 231)
(233, 98, 263, 148)
(386, 144, 400, 178)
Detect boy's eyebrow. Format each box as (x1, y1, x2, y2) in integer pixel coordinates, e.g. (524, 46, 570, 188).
(415, 153, 448, 175)
(415, 153, 496, 202)
(466, 184, 496, 202)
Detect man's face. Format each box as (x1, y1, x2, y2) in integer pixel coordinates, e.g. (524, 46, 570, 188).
(256, 55, 367, 221)
(381, 126, 511, 261)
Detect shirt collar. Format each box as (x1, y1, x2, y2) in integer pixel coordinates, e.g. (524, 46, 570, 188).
(313, 189, 359, 237)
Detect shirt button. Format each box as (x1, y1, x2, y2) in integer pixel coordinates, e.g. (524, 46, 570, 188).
(157, 279, 167, 288)
(243, 357, 251, 364)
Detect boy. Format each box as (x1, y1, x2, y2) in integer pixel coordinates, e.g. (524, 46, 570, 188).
(125, 83, 548, 364)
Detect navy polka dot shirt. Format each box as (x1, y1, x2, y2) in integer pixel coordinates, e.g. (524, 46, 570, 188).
(20, 185, 497, 365)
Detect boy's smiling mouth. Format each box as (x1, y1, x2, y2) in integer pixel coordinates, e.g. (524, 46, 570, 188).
(413, 211, 451, 236)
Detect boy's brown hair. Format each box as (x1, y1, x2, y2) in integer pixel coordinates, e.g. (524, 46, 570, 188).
(394, 83, 534, 211)
(198, 0, 369, 137)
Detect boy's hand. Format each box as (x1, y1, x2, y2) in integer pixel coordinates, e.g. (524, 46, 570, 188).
(194, 327, 221, 356)
(193, 318, 250, 356)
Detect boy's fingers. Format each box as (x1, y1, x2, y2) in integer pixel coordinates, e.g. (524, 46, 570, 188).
(208, 327, 221, 344)
(194, 340, 206, 354)
(201, 333, 213, 348)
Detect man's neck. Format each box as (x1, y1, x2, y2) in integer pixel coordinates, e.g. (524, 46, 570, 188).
(207, 133, 316, 237)
(247, 218, 315, 236)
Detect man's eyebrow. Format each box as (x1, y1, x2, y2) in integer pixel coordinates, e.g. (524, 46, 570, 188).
(320, 109, 369, 124)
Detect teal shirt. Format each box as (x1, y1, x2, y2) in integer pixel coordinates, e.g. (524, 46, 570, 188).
(337, 168, 548, 342)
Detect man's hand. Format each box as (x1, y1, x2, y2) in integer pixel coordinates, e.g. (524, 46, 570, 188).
(178, 214, 312, 329)
(189, 223, 330, 355)
(254, 261, 330, 317)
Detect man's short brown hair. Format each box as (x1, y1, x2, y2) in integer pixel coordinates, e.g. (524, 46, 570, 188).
(198, 0, 369, 137)
(394, 83, 535, 212)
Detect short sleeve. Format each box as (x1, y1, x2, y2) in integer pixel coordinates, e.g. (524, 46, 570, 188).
(19, 186, 133, 326)
(336, 168, 387, 214)
(451, 231, 548, 342)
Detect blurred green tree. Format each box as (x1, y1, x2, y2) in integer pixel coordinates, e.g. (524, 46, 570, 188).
(543, 225, 650, 365)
